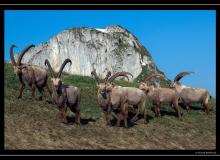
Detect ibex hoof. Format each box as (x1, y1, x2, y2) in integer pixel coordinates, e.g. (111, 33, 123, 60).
(61, 121, 68, 124)
(75, 122, 81, 125)
(105, 123, 110, 126)
(130, 118, 137, 123)
(144, 120, 148, 124)
(61, 119, 68, 124)
(204, 112, 209, 115)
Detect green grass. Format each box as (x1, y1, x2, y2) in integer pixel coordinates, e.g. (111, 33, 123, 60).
(4, 63, 216, 149)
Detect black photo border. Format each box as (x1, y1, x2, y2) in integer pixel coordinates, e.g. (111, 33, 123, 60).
(0, 3, 219, 156)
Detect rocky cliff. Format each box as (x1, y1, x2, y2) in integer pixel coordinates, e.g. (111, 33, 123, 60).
(15, 25, 170, 86)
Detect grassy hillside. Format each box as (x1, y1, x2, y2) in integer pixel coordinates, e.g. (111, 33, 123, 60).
(4, 63, 216, 150)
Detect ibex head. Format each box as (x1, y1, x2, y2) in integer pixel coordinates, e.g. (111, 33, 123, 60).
(139, 74, 164, 93)
(10, 44, 35, 76)
(45, 58, 72, 92)
(91, 70, 133, 99)
(170, 71, 194, 88)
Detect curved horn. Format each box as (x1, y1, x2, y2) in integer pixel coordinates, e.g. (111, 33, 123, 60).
(144, 74, 164, 83)
(45, 59, 55, 77)
(104, 71, 112, 82)
(57, 59, 72, 78)
(10, 44, 17, 66)
(17, 44, 35, 65)
(91, 69, 101, 84)
(174, 71, 194, 82)
(108, 72, 133, 83)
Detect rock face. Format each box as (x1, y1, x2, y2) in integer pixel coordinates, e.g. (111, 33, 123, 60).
(15, 25, 170, 85)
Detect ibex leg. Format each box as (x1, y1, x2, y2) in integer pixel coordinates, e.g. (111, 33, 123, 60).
(59, 105, 68, 124)
(174, 102, 181, 119)
(204, 96, 210, 115)
(104, 111, 108, 126)
(17, 83, 25, 99)
(75, 109, 80, 125)
(36, 86, 43, 101)
(156, 104, 161, 117)
(75, 96, 81, 125)
(186, 104, 191, 112)
(106, 104, 111, 126)
(31, 84, 36, 101)
(154, 104, 158, 117)
(115, 112, 121, 127)
(130, 106, 139, 122)
(203, 103, 210, 115)
(122, 102, 128, 128)
(144, 108, 148, 124)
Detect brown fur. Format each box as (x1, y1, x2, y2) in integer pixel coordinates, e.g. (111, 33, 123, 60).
(10, 45, 51, 101)
(45, 59, 81, 124)
(92, 70, 147, 127)
(139, 83, 181, 119)
(171, 71, 211, 114)
(171, 80, 211, 114)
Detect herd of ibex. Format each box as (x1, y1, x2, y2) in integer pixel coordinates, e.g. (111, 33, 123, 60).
(10, 44, 212, 127)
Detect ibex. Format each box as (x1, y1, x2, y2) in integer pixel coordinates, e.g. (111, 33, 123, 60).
(10, 44, 51, 101)
(45, 59, 80, 124)
(170, 72, 211, 115)
(139, 74, 181, 119)
(91, 69, 112, 126)
(92, 70, 148, 127)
